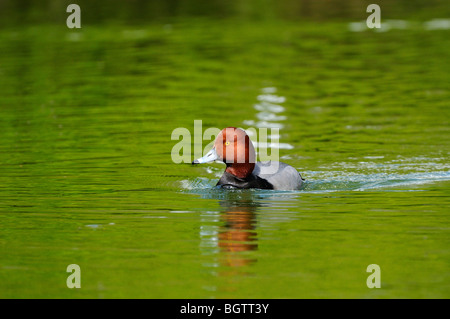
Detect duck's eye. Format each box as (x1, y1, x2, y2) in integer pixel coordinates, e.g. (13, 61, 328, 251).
(225, 141, 230, 146)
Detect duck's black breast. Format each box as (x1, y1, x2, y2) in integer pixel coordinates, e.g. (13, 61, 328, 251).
(216, 171, 273, 190)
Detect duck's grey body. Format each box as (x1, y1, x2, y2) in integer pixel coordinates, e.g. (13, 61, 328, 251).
(253, 161, 303, 190)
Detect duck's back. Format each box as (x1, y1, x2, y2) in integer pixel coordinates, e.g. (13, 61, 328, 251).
(253, 161, 303, 190)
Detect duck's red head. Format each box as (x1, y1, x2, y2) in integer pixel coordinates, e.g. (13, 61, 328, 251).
(193, 127, 256, 179)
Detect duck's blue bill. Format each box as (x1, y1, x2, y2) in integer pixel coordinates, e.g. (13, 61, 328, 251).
(192, 147, 219, 164)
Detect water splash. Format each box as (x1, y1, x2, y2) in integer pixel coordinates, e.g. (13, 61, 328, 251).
(183, 156, 450, 193)
(302, 171, 450, 193)
(303, 156, 450, 192)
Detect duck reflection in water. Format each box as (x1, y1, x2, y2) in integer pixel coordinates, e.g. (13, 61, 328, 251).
(217, 193, 259, 269)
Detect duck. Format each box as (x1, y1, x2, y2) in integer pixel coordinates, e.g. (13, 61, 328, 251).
(192, 127, 303, 190)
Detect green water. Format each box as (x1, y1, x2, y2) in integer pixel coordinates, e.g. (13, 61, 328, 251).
(0, 14, 449, 298)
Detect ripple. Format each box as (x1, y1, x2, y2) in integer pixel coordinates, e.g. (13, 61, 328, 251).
(302, 171, 450, 192)
(302, 156, 450, 192)
(257, 94, 286, 104)
(180, 177, 216, 190)
(254, 102, 285, 113)
(256, 112, 287, 121)
(424, 19, 450, 30)
(348, 18, 450, 32)
(243, 120, 285, 129)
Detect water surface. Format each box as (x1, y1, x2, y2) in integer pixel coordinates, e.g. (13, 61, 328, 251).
(0, 16, 449, 298)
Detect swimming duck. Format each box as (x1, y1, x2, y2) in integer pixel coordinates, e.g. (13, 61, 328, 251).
(192, 127, 303, 190)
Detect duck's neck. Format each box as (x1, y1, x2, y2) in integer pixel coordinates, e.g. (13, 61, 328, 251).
(225, 163, 255, 179)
